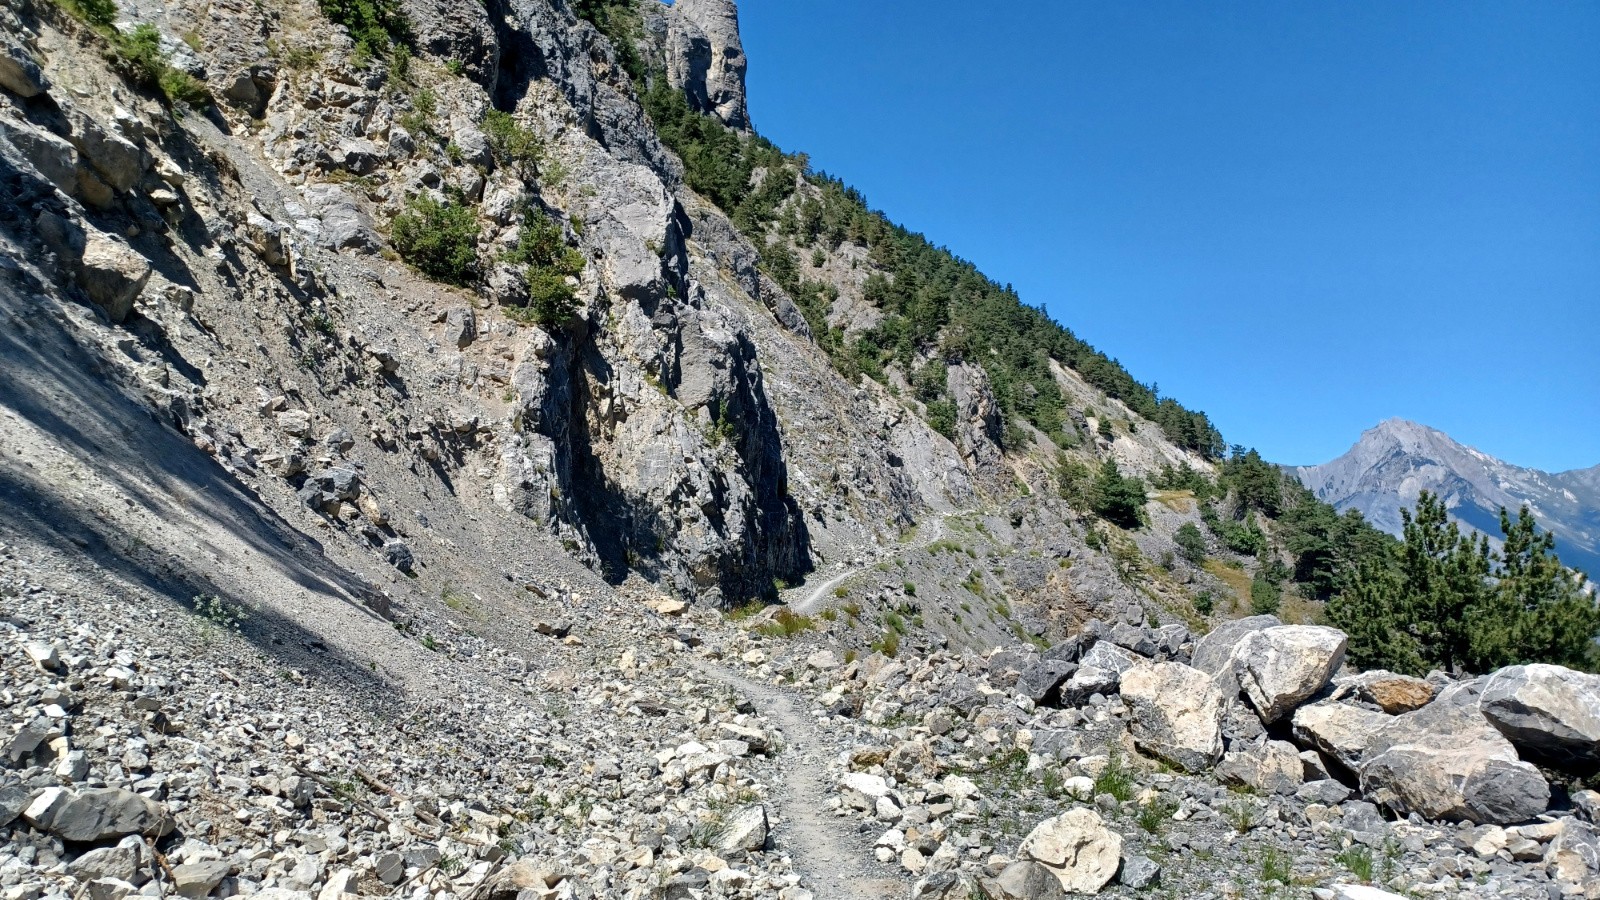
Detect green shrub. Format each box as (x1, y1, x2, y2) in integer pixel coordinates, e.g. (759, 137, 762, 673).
(60, 0, 117, 28)
(503, 209, 586, 327)
(1175, 522, 1207, 564)
(1091, 459, 1146, 530)
(1335, 844, 1374, 882)
(1194, 590, 1215, 615)
(110, 24, 211, 107)
(756, 609, 815, 638)
(1093, 753, 1134, 802)
(1250, 573, 1282, 615)
(924, 400, 956, 441)
(391, 194, 479, 285)
(483, 110, 544, 176)
(318, 0, 409, 59)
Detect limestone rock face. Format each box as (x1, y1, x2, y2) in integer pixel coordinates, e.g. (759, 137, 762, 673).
(1121, 662, 1224, 772)
(1192, 614, 1280, 697)
(1017, 808, 1122, 894)
(1479, 664, 1600, 769)
(1231, 625, 1347, 723)
(665, 0, 749, 130)
(1358, 681, 1550, 824)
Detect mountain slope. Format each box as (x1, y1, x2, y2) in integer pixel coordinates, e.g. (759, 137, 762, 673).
(1294, 418, 1600, 577)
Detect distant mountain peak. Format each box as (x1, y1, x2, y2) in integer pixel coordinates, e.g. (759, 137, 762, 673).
(1294, 421, 1600, 578)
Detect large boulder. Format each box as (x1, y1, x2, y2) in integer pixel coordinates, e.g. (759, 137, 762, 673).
(1337, 670, 1436, 714)
(1079, 641, 1140, 678)
(22, 787, 172, 842)
(1290, 701, 1391, 772)
(78, 234, 151, 323)
(1191, 614, 1280, 678)
(1120, 662, 1224, 772)
(1217, 739, 1304, 795)
(1016, 808, 1122, 894)
(1018, 659, 1077, 705)
(1231, 625, 1347, 723)
(713, 804, 768, 853)
(982, 861, 1066, 900)
(1358, 681, 1550, 824)
(1479, 664, 1600, 770)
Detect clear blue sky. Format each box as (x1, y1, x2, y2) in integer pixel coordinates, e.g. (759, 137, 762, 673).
(736, 1, 1600, 472)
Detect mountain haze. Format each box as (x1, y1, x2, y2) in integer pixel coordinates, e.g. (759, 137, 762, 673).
(1294, 418, 1600, 577)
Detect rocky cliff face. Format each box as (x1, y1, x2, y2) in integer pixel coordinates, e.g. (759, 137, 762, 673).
(1294, 419, 1600, 576)
(658, 0, 750, 130)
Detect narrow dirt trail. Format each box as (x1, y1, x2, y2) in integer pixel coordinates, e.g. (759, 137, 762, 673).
(788, 512, 955, 615)
(695, 662, 904, 900)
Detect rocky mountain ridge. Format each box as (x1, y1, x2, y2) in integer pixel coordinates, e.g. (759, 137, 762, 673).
(1294, 418, 1600, 577)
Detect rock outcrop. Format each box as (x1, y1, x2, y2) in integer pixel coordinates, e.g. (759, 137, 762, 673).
(662, 0, 750, 129)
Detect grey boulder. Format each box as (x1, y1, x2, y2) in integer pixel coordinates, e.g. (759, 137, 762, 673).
(1479, 663, 1600, 769)
(22, 787, 173, 842)
(1358, 681, 1550, 824)
(1120, 661, 1224, 772)
(1231, 625, 1347, 723)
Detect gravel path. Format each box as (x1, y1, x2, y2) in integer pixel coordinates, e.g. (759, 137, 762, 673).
(696, 662, 903, 900)
(788, 512, 954, 615)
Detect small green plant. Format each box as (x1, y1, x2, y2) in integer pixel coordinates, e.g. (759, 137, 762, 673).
(1092, 753, 1134, 803)
(1136, 796, 1177, 834)
(420, 634, 440, 652)
(436, 855, 466, 877)
(902, 581, 917, 597)
(59, 0, 118, 27)
(756, 609, 815, 638)
(871, 629, 900, 658)
(110, 25, 211, 107)
(317, 0, 410, 60)
(193, 594, 250, 631)
(1258, 845, 1292, 885)
(1224, 800, 1259, 833)
(441, 585, 473, 614)
(391, 193, 479, 284)
(502, 208, 586, 327)
(482, 110, 545, 177)
(1194, 589, 1215, 615)
(1335, 843, 1374, 882)
(819, 608, 837, 622)
(445, 58, 465, 75)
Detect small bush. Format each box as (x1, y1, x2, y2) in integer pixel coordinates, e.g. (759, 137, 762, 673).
(1250, 574, 1282, 616)
(756, 609, 814, 638)
(1194, 590, 1215, 615)
(483, 110, 544, 176)
(1258, 846, 1292, 885)
(1175, 522, 1207, 564)
(924, 400, 956, 441)
(1224, 800, 1258, 833)
(503, 209, 586, 327)
(110, 24, 211, 107)
(318, 0, 409, 59)
(391, 194, 479, 285)
(1335, 844, 1374, 882)
(1136, 796, 1177, 834)
(1093, 753, 1134, 802)
(60, 0, 117, 27)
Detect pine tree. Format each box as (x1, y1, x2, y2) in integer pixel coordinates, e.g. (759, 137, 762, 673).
(1090, 459, 1146, 530)
(1466, 507, 1599, 671)
(1329, 492, 1600, 675)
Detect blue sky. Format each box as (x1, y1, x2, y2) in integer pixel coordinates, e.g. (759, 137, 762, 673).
(736, 1, 1600, 472)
